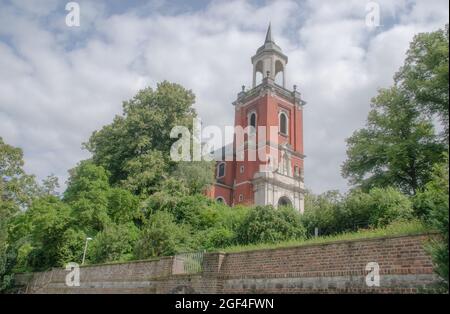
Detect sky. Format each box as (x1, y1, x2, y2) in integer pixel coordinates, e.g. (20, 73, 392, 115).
(0, 0, 448, 194)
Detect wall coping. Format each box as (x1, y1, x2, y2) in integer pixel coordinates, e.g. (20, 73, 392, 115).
(78, 256, 174, 269)
(219, 231, 439, 256)
(14, 232, 438, 277)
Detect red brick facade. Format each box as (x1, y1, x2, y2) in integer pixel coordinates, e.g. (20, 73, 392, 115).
(207, 26, 306, 211)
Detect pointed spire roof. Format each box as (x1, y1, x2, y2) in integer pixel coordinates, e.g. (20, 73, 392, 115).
(253, 23, 287, 62)
(265, 23, 273, 43)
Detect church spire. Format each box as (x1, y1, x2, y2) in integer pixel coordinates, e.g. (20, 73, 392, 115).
(265, 23, 273, 43)
(251, 23, 288, 88)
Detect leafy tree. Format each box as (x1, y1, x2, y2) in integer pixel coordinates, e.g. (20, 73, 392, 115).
(55, 228, 87, 267)
(1, 137, 38, 290)
(144, 188, 217, 230)
(120, 151, 167, 195)
(88, 223, 140, 264)
(396, 25, 449, 140)
(25, 196, 76, 270)
(342, 86, 445, 195)
(64, 161, 112, 233)
(415, 155, 449, 291)
(0, 137, 38, 220)
(301, 190, 345, 236)
(195, 227, 236, 250)
(134, 211, 192, 259)
(107, 188, 140, 225)
(302, 188, 413, 236)
(237, 206, 306, 244)
(85, 82, 197, 195)
(344, 187, 413, 228)
(172, 161, 215, 194)
(41, 174, 60, 196)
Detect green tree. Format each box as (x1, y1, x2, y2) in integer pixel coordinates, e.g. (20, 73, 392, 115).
(1, 137, 38, 290)
(134, 211, 192, 259)
(414, 155, 449, 291)
(301, 190, 345, 236)
(237, 206, 306, 245)
(41, 174, 60, 196)
(195, 227, 236, 250)
(25, 196, 76, 270)
(396, 25, 449, 140)
(85, 82, 197, 195)
(64, 161, 112, 233)
(342, 86, 444, 195)
(107, 188, 140, 225)
(172, 161, 215, 195)
(344, 187, 413, 228)
(88, 223, 140, 264)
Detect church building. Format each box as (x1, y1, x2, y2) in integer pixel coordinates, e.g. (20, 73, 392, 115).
(206, 25, 306, 213)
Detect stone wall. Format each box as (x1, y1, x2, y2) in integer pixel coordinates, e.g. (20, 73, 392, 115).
(15, 233, 439, 294)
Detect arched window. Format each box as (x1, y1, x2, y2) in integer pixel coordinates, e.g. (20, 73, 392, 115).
(250, 112, 257, 128)
(275, 60, 285, 87)
(278, 196, 292, 207)
(217, 162, 226, 178)
(279, 112, 288, 135)
(216, 197, 226, 204)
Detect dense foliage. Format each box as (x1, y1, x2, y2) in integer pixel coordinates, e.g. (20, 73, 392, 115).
(342, 25, 448, 195)
(414, 156, 449, 291)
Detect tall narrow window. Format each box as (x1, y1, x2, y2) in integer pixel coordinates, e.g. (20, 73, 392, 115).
(217, 162, 226, 178)
(279, 112, 288, 135)
(250, 113, 257, 128)
(248, 112, 257, 135)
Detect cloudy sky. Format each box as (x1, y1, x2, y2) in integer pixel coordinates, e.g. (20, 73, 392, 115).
(0, 0, 448, 194)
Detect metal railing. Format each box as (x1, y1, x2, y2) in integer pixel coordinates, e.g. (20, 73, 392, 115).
(172, 251, 204, 275)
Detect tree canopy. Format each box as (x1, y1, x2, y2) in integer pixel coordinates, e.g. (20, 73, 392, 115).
(342, 86, 445, 195)
(85, 81, 197, 195)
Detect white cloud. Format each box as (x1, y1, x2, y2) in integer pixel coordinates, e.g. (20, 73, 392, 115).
(0, 0, 448, 193)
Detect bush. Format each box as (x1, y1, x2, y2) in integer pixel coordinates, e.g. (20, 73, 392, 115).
(89, 223, 140, 264)
(344, 187, 413, 229)
(365, 187, 413, 227)
(415, 157, 449, 291)
(301, 190, 344, 236)
(302, 188, 413, 237)
(195, 227, 236, 250)
(237, 206, 306, 245)
(134, 211, 192, 259)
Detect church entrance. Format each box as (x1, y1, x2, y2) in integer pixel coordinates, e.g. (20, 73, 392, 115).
(278, 196, 292, 207)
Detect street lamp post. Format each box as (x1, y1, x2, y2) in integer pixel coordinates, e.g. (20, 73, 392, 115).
(82, 237, 93, 265)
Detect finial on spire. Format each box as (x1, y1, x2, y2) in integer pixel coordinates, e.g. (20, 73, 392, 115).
(265, 22, 273, 43)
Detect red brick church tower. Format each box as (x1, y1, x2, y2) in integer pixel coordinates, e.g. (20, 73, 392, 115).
(207, 24, 306, 212)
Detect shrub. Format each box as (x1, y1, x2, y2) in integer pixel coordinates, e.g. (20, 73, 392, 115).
(237, 206, 306, 245)
(302, 188, 414, 237)
(195, 227, 236, 250)
(134, 211, 192, 259)
(415, 157, 449, 291)
(301, 190, 345, 236)
(89, 223, 140, 264)
(365, 187, 413, 227)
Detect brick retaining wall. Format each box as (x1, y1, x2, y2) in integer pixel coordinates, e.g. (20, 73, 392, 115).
(14, 233, 439, 294)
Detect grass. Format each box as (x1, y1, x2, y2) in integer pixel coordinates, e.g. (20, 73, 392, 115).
(219, 219, 434, 254)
